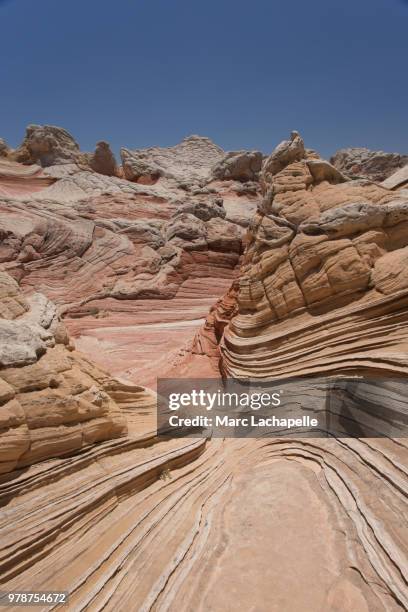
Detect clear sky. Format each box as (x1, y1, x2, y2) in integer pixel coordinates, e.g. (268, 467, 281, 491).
(0, 0, 407, 159)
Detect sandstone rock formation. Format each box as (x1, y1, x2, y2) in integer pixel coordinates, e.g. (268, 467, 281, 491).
(191, 133, 408, 381)
(0, 126, 260, 383)
(89, 140, 118, 176)
(211, 149, 263, 182)
(382, 164, 408, 192)
(186, 133, 408, 610)
(0, 138, 10, 158)
(1, 127, 407, 611)
(13, 124, 82, 166)
(7, 125, 121, 180)
(121, 135, 224, 185)
(0, 270, 132, 474)
(331, 146, 408, 182)
(0, 159, 55, 197)
(262, 130, 305, 179)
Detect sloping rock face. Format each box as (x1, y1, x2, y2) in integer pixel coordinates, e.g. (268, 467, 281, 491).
(13, 124, 82, 166)
(187, 134, 408, 610)
(0, 271, 131, 474)
(382, 164, 408, 193)
(0, 272, 208, 603)
(0, 187, 244, 385)
(2, 129, 407, 611)
(218, 134, 408, 379)
(211, 149, 263, 182)
(121, 135, 224, 185)
(331, 146, 408, 182)
(0, 126, 261, 383)
(0, 159, 55, 197)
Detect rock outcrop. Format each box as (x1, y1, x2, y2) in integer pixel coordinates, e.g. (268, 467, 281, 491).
(331, 146, 408, 182)
(121, 135, 224, 186)
(382, 164, 408, 192)
(262, 130, 305, 179)
(187, 133, 408, 610)
(1, 127, 407, 611)
(0, 271, 132, 474)
(89, 140, 118, 176)
(8, 125, 121, 179)
(0, 159, 55, 197)
(0, 126, 261, 383)
(211, 150, 263, 182)
(0, 138, 10, 158)
(13, 124, 82, 166)
(203, 133, 408, 379)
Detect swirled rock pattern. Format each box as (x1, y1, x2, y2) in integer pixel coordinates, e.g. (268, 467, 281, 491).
(0, 271, 153, 474)
(218, 135, 408, 380)
(1, 128, 407, 611)
(0, 127, 261, 383)
(186, 134, 408, 609)
(0, 159, 55, 198)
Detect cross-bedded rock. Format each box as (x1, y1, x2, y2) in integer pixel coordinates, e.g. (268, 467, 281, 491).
(331, 146, 408, 182)
(0, 271, 135, 473)
(121, 135, 224, 186)
(1, 127, 408, 611)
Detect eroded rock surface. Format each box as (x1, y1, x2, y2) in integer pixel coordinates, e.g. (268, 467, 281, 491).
(89, 140, 118, 176)
(0, 271, 136, 473)
(186, 133, 408, 610)
(382, 164, 408, 193)
(1, 128, 407, 612)
(0, 139, 10, 158)
(121, 135, 224, 186)
(331, 146, 408, 182)
(211, 149, 263, 182)
(13, 124, 82, 166)
(212, 134, 408, 380)
(0, 159, 56, 198)
(0, 126, 261, 382)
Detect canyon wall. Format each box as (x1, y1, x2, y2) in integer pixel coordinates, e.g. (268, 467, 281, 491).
(0, 127, 407, 611)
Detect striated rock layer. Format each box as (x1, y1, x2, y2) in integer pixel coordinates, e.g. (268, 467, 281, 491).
(0, 159, 55, 198)
(218, 134, 408, 379)
(0, 436, 406, 611)
(331, 146, 408, 182)
(1, 127, 407, 611)
(0, 126, 261, 382)
(0, 270, 161, 475)
(189, 133, 408, 609)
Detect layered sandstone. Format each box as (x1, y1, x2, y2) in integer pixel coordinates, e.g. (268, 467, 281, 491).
(187, 133, 408, 609)
(331, 146, 408, 182)
(13, 124, 82, 167)
(121, 135, 224, 185)
(210, 149, 263, 182)
(213, 134, 408, 380)
(1, 127, 407, 611)
(0, 126, 261, 382)
(0, 159, 55, 198)
(0, 271, 134, 474)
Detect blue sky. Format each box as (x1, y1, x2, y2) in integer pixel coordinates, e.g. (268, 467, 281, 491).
(0, 0, 407, 159)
